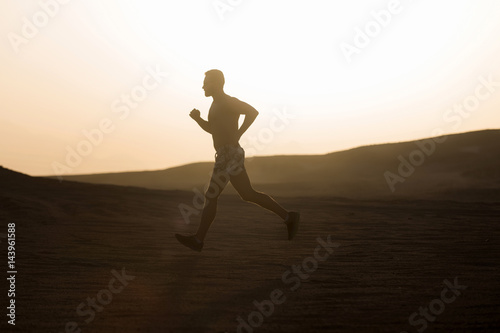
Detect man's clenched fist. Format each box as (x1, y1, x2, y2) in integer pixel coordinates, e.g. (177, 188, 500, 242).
(190, 108, 201, 120)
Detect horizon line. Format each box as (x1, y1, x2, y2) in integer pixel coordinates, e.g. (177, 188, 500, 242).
(28, 127, 500, 178)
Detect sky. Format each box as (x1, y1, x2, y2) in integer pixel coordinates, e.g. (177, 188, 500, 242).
(1, 0, 500, 177)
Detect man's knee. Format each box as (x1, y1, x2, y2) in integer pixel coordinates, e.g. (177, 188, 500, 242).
(204, 191, 220, 202)
(205, 184, 222, 201)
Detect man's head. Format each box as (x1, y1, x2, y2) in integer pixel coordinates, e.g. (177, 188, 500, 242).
(203, 69, 225, 97)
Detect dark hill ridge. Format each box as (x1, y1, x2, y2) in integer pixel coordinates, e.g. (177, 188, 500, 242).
(52, 129, 500, 201)
(0, 164, 185, 231)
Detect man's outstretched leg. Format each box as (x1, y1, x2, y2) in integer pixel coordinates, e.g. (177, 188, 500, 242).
(175, 172, 227, 252)
(230, 169, 300, 240)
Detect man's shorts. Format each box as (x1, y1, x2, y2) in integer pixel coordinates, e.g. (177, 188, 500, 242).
(213, 144, 246, 176)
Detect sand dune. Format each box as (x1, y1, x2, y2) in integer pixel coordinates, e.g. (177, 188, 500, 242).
(1, 164, 500, 332)
(56, 129, 500, 201)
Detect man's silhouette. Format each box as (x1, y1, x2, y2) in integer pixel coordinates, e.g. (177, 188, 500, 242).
(175, 69, 300, 252)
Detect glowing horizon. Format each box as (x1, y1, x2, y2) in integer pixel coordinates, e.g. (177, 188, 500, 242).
(1, 0, 500, 176)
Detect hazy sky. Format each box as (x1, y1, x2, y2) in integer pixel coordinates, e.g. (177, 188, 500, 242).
(1, 0, 500, 176)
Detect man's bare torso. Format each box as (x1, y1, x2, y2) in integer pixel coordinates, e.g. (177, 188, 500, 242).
(208, 96, 241, 149)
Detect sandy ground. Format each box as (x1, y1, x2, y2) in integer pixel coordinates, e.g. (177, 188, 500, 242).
(1, 179, 500, 332)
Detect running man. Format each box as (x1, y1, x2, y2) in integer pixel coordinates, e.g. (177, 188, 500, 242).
(175, 69, 300, 252)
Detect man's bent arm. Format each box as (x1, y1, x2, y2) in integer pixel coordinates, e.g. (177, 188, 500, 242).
(237, 108, 258, 138)
(195, 118, 212, 134)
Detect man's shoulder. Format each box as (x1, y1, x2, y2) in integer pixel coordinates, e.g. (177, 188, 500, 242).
(223, 95, 257, 115)
(227, 96, 242, 104)
(227, 96, 253, 108)
(224, 96, 244, 109)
